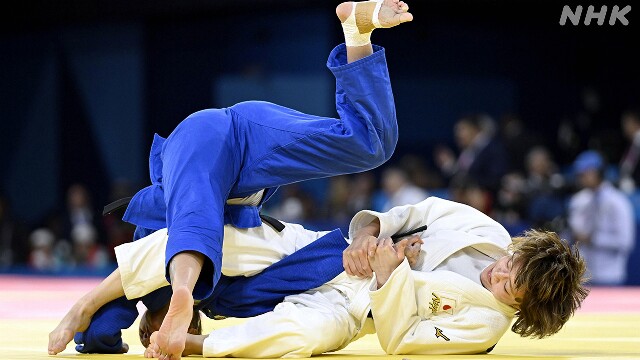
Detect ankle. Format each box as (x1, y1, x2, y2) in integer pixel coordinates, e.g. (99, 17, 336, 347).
(184, 334, 207, 356)
(75, 296, 98, 317)
(172, 284, 193, 296)
(340, 0, 387, 47)
(339, 2, 373, 47)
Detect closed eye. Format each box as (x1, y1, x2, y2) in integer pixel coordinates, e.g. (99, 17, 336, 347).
(506, 256, 517, 302)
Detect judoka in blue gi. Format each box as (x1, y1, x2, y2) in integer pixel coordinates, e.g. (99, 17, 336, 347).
(48, 0, 413, 358)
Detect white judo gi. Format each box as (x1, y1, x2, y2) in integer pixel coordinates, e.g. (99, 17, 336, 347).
(115, 197, 516, 357)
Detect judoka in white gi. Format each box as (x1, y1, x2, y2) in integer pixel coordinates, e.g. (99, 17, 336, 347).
(111, 196, 587, 358)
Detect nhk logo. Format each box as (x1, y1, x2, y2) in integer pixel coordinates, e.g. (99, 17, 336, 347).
(560, 5, 631, 25)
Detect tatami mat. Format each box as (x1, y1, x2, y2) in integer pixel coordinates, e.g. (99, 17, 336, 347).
(1, 275, 639, 360)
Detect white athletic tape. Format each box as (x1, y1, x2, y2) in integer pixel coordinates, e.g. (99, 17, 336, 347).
(341, 3, 373, 47)
(372, 0, 383, 28)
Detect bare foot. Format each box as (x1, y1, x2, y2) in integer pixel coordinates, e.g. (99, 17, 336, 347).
(144, 332, 161, 358)
(47, 302, 92, 355)
(145, 331, 208, 358)
(151, 286, 194, 360)
(139, 302, 203, 348)
(336, 0, 413, 28)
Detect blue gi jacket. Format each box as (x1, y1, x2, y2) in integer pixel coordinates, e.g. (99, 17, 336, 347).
(122, 43, 397, 301)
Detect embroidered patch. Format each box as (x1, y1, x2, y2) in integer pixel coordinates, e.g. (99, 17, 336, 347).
(439, 295, 457, 315)
(429, 292, 457, 315)
(428, 293, 441, 314)
(434, 327, 450, 341)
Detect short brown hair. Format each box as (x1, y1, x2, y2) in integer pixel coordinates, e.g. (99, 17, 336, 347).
(509, 229, 589, 338)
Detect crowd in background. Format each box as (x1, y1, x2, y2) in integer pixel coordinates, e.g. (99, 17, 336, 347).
(1, 105, 638, 285)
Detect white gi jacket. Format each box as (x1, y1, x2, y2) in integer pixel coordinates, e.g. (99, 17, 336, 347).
(350, 196, 517, 354)
(115, 196, 516, 356)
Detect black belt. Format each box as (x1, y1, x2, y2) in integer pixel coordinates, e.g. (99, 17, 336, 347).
(391, 225, 428, 243)
(102, 196, 285, 233)
(103, 196, 133, 216)
(259, 214, 285, 232)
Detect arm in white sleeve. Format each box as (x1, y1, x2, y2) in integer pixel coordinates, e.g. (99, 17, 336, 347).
(369, 260, 504, 355)
(115, 222, 330, 299)
(349, 197, 509, 243)
(115, 228, 170, 300)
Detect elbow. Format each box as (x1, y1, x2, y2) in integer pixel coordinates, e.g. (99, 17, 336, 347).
(370, 130, 398, 168)
(382, 126, 399, 162)
(358, 143, 394, 171)
(369, 113, 398, 167)
(382, 138, 397, 164)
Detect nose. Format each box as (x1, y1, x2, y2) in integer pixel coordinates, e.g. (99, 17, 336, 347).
(493, 268, 509, 281)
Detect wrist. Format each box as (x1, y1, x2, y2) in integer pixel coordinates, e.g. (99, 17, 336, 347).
(375, 272, 390, 289)
(356, 219, 380, 239)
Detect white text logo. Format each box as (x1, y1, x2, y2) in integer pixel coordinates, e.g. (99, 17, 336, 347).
(560, 5, 631, 25)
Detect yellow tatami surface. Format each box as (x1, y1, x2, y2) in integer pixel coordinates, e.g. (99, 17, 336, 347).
(1, 275, 639, 360)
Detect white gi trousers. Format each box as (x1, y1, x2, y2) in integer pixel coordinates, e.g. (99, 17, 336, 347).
(114, 222, 371, 358)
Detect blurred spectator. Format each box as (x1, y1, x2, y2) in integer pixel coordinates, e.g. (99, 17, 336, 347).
(525, 147, 565, 193)
(556, 87, 604, 165)
(346, 172, 376, 217)
(324, 175, 352, 225)
(449, 175, 493, 215)
(567, 150, 635, 285)
(380, 167, 428, 212)
(434, 113, 508, 195)
(523, 146, 568, 228)
(398, 153, 444, 189)
(0, 195, 29, 268)
(494, 172, 528, 225)
(28, 228, 56, 271)
(619, 109, 640, 194)
(267, 184, 315, 223)
(499, 113, 542, 173)
(71, 223, 109, 269)
(62, 183, 102, 244)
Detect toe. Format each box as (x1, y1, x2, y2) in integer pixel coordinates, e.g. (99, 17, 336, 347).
(400, 12, 413, 23)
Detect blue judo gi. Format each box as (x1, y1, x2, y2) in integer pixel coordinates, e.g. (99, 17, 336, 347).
(74, 43, 398, 353)
(123, 43, 397, 299)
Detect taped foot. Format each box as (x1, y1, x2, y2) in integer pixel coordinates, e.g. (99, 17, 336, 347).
(337, 0, 413, 46)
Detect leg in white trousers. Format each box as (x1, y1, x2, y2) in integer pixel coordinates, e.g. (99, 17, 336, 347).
(203, 287, 362, 358)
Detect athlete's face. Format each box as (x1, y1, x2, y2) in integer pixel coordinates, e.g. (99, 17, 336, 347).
(480, 254, 525, 308)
